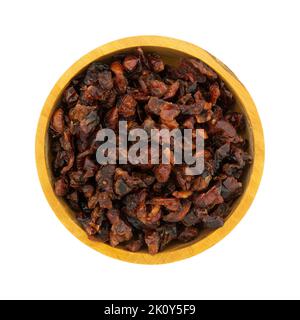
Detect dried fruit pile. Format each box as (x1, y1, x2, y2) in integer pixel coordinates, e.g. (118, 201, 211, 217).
(49, 48, 251, 254)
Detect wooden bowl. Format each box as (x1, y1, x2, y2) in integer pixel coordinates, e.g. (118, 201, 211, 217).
(35, 36, 264, 264)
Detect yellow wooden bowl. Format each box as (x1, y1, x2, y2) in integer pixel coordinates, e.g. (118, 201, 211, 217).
(35, 36, 264, 264)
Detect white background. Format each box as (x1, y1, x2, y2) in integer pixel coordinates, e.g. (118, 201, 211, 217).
(0, 0, 299, 300)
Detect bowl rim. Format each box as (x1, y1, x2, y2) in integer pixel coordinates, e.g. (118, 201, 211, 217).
(35, 35, 264, 264)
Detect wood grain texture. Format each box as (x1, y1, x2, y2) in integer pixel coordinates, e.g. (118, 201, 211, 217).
(35, 36, 265, 264)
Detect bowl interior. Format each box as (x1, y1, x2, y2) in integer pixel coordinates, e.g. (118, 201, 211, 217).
(45, 45, 254, 253)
